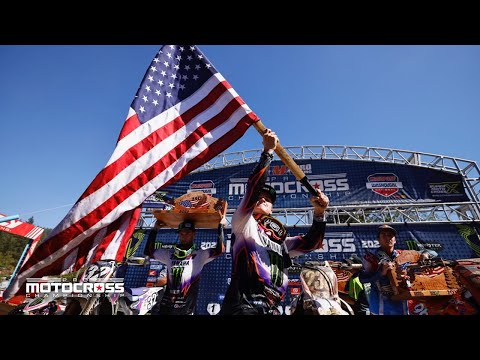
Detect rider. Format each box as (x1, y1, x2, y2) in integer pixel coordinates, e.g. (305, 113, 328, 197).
(359, 224, 437, 315)
(144, 218, 225, 315)
(219, 129, 329, 315)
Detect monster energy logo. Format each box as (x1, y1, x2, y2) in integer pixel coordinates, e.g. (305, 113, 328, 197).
(456, 224, 480, 257)
(405, 240, 419, 251)
(268, 251, 284, 288)
(171, 266, 184, 290)
(125, 230, 146, 258)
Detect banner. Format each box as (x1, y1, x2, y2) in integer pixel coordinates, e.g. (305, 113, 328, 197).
(156, 159, 469, 209)
(0, 214, 44, 241)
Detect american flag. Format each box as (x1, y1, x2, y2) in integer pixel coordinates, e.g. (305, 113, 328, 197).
(3, 45, 259, 300)
(420, 266, 445, 278)
(178, 199, 209, 208)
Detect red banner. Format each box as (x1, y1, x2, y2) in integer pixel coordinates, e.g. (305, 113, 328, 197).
(0, 214, 44, 241)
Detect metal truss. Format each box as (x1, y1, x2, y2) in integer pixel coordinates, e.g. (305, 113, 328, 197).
(137, 212, 158, 229)
(138, 201, 480, 229)
(137, 146, 480, 228)
(195, 145, 480, 204)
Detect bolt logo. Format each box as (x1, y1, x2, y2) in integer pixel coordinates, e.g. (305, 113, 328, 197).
(171, 266, 184, 289)
(366, 173, 403, 197)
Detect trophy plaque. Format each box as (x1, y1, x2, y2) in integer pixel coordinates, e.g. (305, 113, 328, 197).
(389, 250, 460, 300)
(454, 258, 480, 305)
(152, 191, 227, 229)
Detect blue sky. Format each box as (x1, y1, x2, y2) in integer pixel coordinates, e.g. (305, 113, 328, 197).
(0, 45, 479, 229)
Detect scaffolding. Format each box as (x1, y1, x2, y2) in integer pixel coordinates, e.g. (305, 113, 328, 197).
(138, 145, 480, 228)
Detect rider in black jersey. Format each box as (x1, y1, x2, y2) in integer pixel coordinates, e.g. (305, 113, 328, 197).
(220, 129, 329, 315)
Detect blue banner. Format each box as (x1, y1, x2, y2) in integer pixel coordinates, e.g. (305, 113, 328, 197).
(154, 159, 468, 209)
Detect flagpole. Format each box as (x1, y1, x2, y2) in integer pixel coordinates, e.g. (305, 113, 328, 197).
(253, 120, 318, 197)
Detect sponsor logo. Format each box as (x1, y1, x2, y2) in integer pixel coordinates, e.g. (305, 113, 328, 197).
(148, 270, 157, 276)
(171, 266, 184, 289)
(290, 287, 301, 295)
(171, 260, 190, 266)
(269, 164, 312, 176)
(428, 182, 462, 197)
(262, 217, 287, 239)
(149, 263, 164, 270)
(187, 180, 217, 195)
(405, 240, 443, 251)
(405, 240, 420, 251)
(268, 251, 284, 288)
(288, 279, 301, 287)
(259, 232, 283, 256)
(366, 173, 403, 197)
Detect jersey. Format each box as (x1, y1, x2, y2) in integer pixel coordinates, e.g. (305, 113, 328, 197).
(360, 246, 438, 315)
(359, 248, 407, 315)
(220, 151, 326, 315)
(151, 225, 224, 315)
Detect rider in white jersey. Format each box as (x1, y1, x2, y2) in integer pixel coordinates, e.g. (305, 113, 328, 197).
(220, 129, 329, 315)
(145, 219, 225, 315)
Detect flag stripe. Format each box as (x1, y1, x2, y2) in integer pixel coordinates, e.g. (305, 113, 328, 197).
(4, 45, 260, 300)
(117, 108, 141, 141)
(164, 114, 258, 188)
(80, 76, 232, 202)
(110, 73, 228, 166)
(50, 88, 246, 241)
(48, 79, 236, 240)
(19, 97, 253, 275)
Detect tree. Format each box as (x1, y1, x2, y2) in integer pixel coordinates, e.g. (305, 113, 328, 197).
(0, 231, 28, 276)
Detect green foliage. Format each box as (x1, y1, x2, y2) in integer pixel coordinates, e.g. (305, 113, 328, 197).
(0, 231, 28, 276)
(0, 220, 52, 277)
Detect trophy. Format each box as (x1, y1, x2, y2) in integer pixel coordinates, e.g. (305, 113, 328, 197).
(152, 191, 227, 228)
